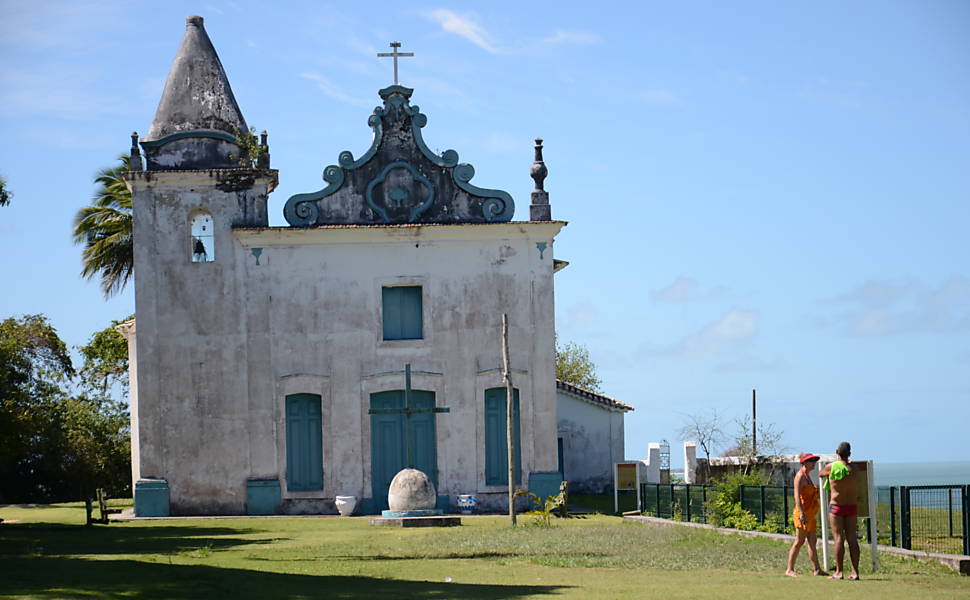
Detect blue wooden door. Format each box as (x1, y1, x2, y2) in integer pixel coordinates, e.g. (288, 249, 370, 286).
(370, 390, 437, 510)
(285, 394, 323, 491)
(485, 387, 521, 485)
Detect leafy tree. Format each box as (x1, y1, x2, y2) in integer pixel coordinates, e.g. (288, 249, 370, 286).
(70, 320, 132, 498)
(0, 314, 131, 502)
(78, 317, 132, 396)
(0, 315, 75, 501)
(678, 409, 725, 479)
(555, 336, 602, 392)
(72, 155, 134, 298)
(0, 174, 11, 206)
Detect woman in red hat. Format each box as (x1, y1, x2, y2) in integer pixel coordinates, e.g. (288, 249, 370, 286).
(786, 453, 827, 577)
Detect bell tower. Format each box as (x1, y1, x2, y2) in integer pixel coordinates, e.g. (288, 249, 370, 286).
(124, 15, 277, 515)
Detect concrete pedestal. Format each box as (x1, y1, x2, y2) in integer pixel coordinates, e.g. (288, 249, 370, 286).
(369, 516, 461, 527)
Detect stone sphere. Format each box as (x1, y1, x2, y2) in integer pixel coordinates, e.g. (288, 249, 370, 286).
(387, 468, 436, 512)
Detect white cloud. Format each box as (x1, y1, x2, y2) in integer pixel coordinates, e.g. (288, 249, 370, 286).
(824, 276, 970, 336)
(541, 30, 601, 46)
(643, 309, 759, 359)
(640, 89, 680, 106)
(651, 276, 726, 303)
(425, 9, 496, 54)
(299, 72, 368, 106)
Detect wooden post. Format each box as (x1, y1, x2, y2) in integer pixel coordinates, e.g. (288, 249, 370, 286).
(502, 313, 516, 526)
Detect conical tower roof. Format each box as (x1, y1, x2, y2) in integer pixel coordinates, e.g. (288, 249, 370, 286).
(146, 16, 247, 140)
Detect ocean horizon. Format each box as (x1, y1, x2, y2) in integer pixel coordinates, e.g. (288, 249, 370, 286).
(873, 460, 970, 487)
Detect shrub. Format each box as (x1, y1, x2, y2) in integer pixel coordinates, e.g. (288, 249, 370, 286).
(703, 470, 769, 530)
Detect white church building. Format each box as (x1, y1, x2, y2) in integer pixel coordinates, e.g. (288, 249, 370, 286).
(120, 16, 631, 516)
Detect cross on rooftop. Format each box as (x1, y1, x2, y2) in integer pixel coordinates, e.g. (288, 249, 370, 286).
(377, 41, 414, 86)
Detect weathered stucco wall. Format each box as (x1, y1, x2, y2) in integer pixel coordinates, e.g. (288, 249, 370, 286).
(557, 391, 625, 493)
(129, 169, 563, 514)
(128, 170, 273, 514)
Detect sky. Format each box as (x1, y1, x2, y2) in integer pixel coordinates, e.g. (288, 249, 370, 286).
(2, 1, 968, 468)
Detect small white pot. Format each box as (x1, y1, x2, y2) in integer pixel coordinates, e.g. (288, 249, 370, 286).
(335, 495, 357, 517)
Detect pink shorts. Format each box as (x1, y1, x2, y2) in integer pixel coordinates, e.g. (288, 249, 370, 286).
(830, 503, 857, 517)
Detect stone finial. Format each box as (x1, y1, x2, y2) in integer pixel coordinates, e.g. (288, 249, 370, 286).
(529, 137, 551, 221)
(129, 131, 143, 171)
(530, 138, 547, 192)
(256, 130, 270, 169)
(187, 15, 204, 26)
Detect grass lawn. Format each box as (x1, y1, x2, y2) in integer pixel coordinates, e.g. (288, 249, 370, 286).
(1, 502, 967, 599)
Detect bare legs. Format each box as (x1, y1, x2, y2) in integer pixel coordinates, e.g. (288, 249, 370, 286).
(828, 513, 860, 580)
(805, 531, 826, 575)
(846, 517, 861, 580)
(787, 528, 827, 577)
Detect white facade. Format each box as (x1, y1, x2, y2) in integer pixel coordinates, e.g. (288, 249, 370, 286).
(124, 170, 564, 514)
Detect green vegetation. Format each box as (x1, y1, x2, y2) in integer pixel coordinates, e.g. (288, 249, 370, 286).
(72, 155, 134, 298)
(1, 502, 964, 600)
(704, 471, 784, 532)
(0, 174, 11, 206)
(231, 127, 268, 168)
(554, 336, 601, 392)
(0, 315, 131, 503)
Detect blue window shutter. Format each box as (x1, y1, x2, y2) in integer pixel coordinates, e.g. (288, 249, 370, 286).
(484, 387, 520, 485)
(382, 286, 423, 340)
(285, 394, 323, 491)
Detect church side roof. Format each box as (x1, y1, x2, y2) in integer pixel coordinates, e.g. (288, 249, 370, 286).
(556, 380, 634, 412)
(146, 16, 247, 140)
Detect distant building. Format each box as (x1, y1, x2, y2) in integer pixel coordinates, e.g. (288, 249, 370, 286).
(556, 380, 634, 493)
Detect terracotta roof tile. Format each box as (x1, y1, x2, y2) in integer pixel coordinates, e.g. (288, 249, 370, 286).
(556, 379, 634, 412)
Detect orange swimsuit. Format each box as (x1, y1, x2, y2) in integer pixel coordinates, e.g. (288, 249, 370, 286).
(793, 482, 820, 532)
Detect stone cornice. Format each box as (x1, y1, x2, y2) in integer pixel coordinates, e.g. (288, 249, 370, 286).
(233, 221, 566, 249)
(123, 168, 279, 193)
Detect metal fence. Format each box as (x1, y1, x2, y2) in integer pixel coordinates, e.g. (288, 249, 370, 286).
(739, 485, 794, 530)
(638, 482, 970, 556)
(877, 485, 969, 556)
(639, 483, 711, 522)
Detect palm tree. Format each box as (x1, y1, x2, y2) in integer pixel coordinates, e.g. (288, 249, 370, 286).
(73, 155, 133, 298)
(0, 174, 11, 206)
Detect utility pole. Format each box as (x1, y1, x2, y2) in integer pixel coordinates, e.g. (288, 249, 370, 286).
(752, 388, 757, 456)
(502, 314, 517, 526)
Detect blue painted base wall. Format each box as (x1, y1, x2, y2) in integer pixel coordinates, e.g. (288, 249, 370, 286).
(134, 478, 170, 517)
(247, 479, 281, 515)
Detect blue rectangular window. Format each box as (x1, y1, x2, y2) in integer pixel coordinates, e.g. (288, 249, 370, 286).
(382, 286, 423, 340)
(485, 387, 521, 485)
(285, 394, 323, 491)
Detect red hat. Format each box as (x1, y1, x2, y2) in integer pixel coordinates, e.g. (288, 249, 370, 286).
(799, 453, 820, 464)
